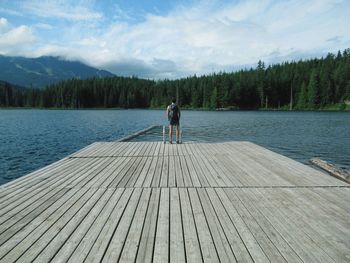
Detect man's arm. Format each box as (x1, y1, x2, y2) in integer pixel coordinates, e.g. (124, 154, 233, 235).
(166, 106, 169, 117)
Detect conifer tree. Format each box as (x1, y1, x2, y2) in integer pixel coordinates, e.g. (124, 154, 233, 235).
(210, 86, 218, 109)
(307, 69, 319, 108)
(297, 82, 308, 109)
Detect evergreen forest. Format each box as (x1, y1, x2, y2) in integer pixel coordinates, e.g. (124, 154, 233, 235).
(1, 49, 350, 110)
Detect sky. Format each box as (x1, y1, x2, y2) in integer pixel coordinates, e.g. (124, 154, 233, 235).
(0, 0, 350, 79)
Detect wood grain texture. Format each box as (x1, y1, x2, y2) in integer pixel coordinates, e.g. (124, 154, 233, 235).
(0, 141, 349, 262)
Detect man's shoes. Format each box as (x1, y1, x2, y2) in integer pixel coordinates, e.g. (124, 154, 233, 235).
(176, 141, 180, 144)
(169, 141, 172, 144)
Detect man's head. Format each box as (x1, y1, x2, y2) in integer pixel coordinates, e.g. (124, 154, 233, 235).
(171, 97, 176, 103)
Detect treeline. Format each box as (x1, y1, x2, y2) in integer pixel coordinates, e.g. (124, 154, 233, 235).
(0, 81, 27, 107)
(1, 49, 350, 110)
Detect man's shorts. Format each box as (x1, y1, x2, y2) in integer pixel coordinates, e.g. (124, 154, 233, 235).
(170, 119, 179, 126)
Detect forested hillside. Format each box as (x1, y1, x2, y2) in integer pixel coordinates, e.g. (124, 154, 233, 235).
(1, 49, 349, 110)
(0, 56, 114, 88)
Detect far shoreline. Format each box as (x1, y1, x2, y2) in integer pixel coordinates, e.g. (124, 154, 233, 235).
(0, 106, 349, 112)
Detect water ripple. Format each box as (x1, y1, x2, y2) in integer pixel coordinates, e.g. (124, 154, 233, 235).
(0, 109, 349, 185)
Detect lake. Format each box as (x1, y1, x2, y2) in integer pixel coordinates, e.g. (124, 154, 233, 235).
(0, 109, 349, 185)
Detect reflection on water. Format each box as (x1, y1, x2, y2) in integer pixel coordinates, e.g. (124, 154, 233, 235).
(0, 109, 349, 185)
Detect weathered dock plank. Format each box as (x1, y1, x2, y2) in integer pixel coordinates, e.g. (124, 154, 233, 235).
(0, 141, 349, 262)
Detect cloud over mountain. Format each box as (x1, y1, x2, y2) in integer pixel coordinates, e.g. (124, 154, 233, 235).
(0, 0, 349, 79)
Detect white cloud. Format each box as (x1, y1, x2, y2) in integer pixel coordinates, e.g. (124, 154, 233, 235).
(21, 0, 103, 21)
(0, 17, 9, 33)
(71, 0, 350, 78)
(0, 21, 36, 55)
(1, 0, 350, 78)
(34, 23, 53, 30)
(0, 7, 23, 16)
(0, 17, 8, 27)
(112, 4, 133, 21)
(31, 44, 71, 58)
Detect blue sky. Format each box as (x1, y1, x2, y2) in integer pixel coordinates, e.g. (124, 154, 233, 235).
(0, 0, 349, 79)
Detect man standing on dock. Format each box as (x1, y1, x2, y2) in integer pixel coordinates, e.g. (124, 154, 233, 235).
(166, 97, 181, 144)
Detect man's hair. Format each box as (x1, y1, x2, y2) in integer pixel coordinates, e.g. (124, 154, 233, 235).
(171, 97, 176, 103)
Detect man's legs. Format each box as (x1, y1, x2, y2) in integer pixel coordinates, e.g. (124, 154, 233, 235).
(169, 124, 173, 143)
(175, 124, 180, 143)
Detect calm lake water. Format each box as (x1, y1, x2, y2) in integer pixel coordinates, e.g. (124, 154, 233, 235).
(0, 109, 349, 185)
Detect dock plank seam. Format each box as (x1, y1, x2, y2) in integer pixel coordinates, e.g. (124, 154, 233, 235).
(1, 141, 349, 263)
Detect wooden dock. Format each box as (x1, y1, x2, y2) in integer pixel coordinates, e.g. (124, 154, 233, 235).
(0, 141, 349, 262)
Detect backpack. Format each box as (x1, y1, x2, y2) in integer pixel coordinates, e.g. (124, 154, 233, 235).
(169, 103, 179, 121)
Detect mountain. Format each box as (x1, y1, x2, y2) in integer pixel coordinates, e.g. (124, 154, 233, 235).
(0, 80, 25, 90)
(0, 55, 115, 88)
